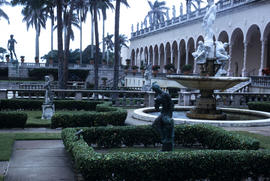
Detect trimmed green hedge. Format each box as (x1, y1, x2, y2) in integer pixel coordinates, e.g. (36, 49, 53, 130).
(28, 68, 89, 81)
(0, 67, 8, 77)
(51, 102, 127, 128)
(0, 99, 102, 111)
(62, 127, 270, 181)
(81, 124, 259, 150)
(248, 101, 270, 112)
(0, 112, 27, 128)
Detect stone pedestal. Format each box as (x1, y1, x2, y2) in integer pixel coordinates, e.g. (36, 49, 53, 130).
(42, 104, 55, 120)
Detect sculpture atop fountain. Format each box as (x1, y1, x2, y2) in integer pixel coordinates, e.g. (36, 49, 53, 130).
(142, 62, 152, 91)
(167, 0, 249, 120)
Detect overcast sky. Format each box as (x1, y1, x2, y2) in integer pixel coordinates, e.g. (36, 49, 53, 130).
(0, 0, 211, 62)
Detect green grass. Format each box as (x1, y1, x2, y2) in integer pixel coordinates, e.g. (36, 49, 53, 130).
(233, 131, 270, 149)
(0, 175, 3, 181)
(0, 133, 61, 161)
(97, 147, 199, 153)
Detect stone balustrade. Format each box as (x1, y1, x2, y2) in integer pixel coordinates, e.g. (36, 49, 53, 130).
(131, 0, 257, 39)
(250, 76, 270, 88)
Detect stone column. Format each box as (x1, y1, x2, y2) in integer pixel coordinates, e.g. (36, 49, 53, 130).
(164, 49, 168, 73)
(241, 41, 248, 77)
(259, 39, 267, 76)
(144, 91, 155, 107)
(153, 50, 156, 65)
(177, 49, 181, 73)
(227, 42, 234, 76)
(170, 49, 173, 64)
(149, 49, 151, 64)
(186, 46, 189, 65)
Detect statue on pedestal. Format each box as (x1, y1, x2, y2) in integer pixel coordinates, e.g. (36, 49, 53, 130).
(172, 5, 176, 18)
(7, 34, 17, 61)
(42, 76, 55, 119)
(142, 62, 152, 91)
(152, 83, 174, 151)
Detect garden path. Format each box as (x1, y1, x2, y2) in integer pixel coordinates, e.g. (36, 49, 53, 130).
(4, 140, 76, 181)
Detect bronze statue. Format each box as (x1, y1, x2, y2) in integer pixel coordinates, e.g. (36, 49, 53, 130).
(152, 83, 174, 151)
(7, 34, 17, 61)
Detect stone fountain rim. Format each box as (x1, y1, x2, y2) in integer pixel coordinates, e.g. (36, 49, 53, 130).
(167, 75, 250, 81)
(133, 106, 270, 127)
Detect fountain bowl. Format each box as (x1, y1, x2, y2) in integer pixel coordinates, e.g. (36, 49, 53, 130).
(167, 75, 249, 90)
(133, 106, 270, 127)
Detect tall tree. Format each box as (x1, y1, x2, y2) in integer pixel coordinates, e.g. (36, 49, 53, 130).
(113, 0, 129, 90)
(186, 0, 203, 15)
(74, 0, 88, 64)
(88, 0, 113, 90)
(21, 1, 47, 60)
(0, 0, 10, 23)
(144, 0, 168, 26)
(44, 0, 55, 51)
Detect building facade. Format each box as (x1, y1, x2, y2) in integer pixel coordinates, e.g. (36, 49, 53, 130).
(129, 0, 270, 76)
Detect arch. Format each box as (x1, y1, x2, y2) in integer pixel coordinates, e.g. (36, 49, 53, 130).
(149, 46, 154, 65)
(165, 42, 171, 66)
(144, 47, 148, 64)
(230, 28, 244, 77)
(263, 22, 270, 69)
(135, 48, 140, 66)
(246, 24, 261, 76)
(131, 49, 135, 66)
(159, 44, 165, 71)
(196, 35, 204, 48)
(187, 38, 195, 72)
(154, 45, 159, 65)
(179, 39, 186, 73)
(172, 41, 178, 72)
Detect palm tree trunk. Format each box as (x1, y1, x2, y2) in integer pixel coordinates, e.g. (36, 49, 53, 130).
(79, 9, 83, 64)
(51, 14, 54, 51)
(35, 27, 40, 59)
(91, 14, 94, 59)
(113, 0, 121, 90)
(94, 5, 99, 90)
(57, 0, 64, 89)
(102, 17, 105, 61)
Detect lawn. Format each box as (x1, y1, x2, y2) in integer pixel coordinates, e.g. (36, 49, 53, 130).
(233, 131, 270, 149)
(0, 175, 3, 181)
(0, 132, 61, 161)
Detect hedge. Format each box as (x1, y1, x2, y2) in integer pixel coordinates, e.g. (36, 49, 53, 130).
(81, 124, 259, 150)
(248, 101, 270, 112)
(0, 99, 102, 111)
(28, 68, 89, 81)
(51, 102, 127, 128)
(62, 127, 270, 181)
(0, 67, 8, 77)
(0, 112, 27, 128)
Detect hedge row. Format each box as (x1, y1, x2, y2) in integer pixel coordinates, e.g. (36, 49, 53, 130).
(0, 67, 8, 77)
(248, 101, 270, 112)
(28, 68, 89, 81)
(0, 112, 27, 128)
(81, 124, 259, 150)
(51, 103, 127, 128)
(62, 127, 270, 181)
(0, 99, 102, 111)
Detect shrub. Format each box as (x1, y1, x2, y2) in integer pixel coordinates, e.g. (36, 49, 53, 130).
(81, 124, 259, 150)
(0, 67, 8, 77)
(0, 112, 27, 128)
(0, 99, 102, 111)
(51, 102, 127, 128)
(248, 101, 270, 112)
(62, 127, 270, 181)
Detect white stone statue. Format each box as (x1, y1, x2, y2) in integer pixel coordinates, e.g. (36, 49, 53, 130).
(131, 24, 134, 32)
(142, 62, 153, 91)
(166, 9, 170, 20)
(215, 41, 230, 76)
(141, 21, 143, 29)
(137, 22, 139, 31)
(180, 3, 183, 16)
(144, 18, 147, 28)
(202, 0, 217, 45)
(44, 76, 53, 104)
(192, 41, 206, 65)
(172, 5, 176, 18)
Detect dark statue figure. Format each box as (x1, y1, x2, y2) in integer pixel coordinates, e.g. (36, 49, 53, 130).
(152, 83, 174, 151)
(7, 34, 17, 61)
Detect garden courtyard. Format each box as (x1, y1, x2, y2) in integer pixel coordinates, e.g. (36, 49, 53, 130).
(1, 103, 270, 181)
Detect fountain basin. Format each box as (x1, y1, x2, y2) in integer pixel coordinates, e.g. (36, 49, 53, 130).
(133, 106, 270, 127)
(167, 75, 249, 90)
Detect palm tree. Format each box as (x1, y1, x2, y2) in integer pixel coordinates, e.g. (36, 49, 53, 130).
(144, 0, 168, 26)
(113, 0, 129, 90)
(104, 33, 113, 63)
(21, 2, 47, 60)
(44, 0, 55, 51)
(0, 0, 10, 23)
(88, 0, 114, 90)
(74, 0, 88, 64)
(119, 34, 129, 51)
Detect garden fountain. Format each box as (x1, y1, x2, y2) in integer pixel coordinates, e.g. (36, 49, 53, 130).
(133, 0, 270, 127)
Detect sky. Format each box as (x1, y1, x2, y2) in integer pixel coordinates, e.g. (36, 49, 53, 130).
(0, 0, 210, 63)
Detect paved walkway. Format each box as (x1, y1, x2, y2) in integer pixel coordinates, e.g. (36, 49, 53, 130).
(4, 140, 75, 181)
